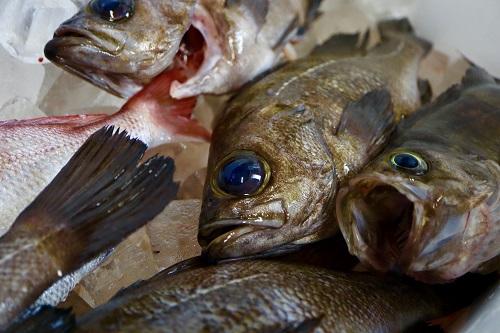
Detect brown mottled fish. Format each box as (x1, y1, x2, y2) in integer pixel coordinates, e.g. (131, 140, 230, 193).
(198, 20, 431, 260)
(336, 66, 500, 283)
(0, 127, 178, 328)
(29, 260, 445, 332)
(45, 0, 322, 98)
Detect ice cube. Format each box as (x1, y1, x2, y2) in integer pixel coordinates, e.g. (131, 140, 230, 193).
(146, 200, 202, 271)
(178, 168, 207, 200)
(145, 142, 210, 183)
(74, 228, 159, 307)
(0, 96, 45, 120)
(0, 0, 79, 64)
(38, 64, 124, 116)
(0, 47, 44, 107)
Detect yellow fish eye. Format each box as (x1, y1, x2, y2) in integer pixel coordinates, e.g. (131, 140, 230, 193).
(390, 151, 428, 175)
(211, 150, 271, 198)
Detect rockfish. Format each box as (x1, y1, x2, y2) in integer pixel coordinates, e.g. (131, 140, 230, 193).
(198, 20, 431, 260)
(336, 66, 500, 283)
(44, 0, 322, 98)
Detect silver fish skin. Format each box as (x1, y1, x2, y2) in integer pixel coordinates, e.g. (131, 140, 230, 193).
(45, 0, 320, 98)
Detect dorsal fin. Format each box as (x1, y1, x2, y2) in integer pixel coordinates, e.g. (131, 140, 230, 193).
(461, 65, 496, 88)
(312, 32, 368, 58)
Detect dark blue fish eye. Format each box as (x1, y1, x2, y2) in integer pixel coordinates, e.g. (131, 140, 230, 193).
(390, 152, 428, 175)
(213, 152, 270, 197)
(90, 0, 135, 22)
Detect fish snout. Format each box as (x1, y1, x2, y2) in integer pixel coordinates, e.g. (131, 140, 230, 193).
(197, 199, 288, 259)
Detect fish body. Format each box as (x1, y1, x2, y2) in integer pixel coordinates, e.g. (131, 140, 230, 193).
(0, 70, 208, 235)
(0, 127, 178, 328)
(198, 20, 430, 260)
(65, 260, 444, 332)
(45, 0, 320, 98)
(336, 66, 500, 283)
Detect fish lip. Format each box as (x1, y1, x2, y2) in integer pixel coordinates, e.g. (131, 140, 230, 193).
(199, 218, 284, 244)
(51, 25, 125, 56)
(337, 173, 428, 272)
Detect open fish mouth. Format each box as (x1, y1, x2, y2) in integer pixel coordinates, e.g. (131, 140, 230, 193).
(337, 174, 427, 272)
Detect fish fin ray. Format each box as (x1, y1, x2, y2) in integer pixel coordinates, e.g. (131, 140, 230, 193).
(418, 78, 433, 105)
(14, 126, 178, 270)
(0, 114, 109, 128)
(337, 89, 396, 157)
(311, 32, 368, 58)
(462, 64, 496, 88)
(376, 18, 432, 56)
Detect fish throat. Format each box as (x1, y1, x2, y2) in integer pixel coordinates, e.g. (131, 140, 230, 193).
(348, 183, 416, 270)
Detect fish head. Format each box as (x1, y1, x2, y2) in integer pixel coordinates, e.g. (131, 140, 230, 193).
(198, 103, 337, 260)
(337, 143, 499, 282)
(44, 0, 196, 97)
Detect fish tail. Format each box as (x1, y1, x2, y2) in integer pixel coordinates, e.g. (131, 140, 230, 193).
(376, 18, 432, 57)
(4, 305, 75, 333)
(15, 126, 179, 271)
(122, 69, 211, 142)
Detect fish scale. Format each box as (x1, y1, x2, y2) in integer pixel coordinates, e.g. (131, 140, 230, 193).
(66, 260, 445, 332)
(198, 20, 431, 260)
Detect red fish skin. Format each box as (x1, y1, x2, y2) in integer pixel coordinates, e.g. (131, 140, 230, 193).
(0, 69, 210, 235)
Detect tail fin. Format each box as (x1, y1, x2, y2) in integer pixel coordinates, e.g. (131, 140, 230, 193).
(15, 126, 179, 271)
(5, 305, 75, 333)
(122, 69, 211, 142)
(375, 18, 432, 56)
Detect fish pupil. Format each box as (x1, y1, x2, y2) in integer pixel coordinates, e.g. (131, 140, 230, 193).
(91, 0, 134, 22)
(217, 156, 265, 196)
(393, 153, 419, 169)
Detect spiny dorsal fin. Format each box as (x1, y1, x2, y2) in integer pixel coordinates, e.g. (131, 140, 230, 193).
(337, 89, 396, 157)
(312, 32, 368, 58)
(462, 65, 496, 88)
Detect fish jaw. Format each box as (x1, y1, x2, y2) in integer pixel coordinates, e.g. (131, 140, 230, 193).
(44, 0, 195, 98)
(337, 171, 500, 283)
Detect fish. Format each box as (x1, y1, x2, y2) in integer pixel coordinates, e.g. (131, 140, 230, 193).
(197, 19, 431, 260)
(20, 260, 445, 332)
(0, 68, 209, 236)
(335, 66, 500, 283)
(0, 127, 179, 329)
(44, 0, 322, 99)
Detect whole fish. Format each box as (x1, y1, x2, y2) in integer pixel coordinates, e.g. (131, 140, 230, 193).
(198, 20, 430, 260)
(0, 69, 209, 236)
(44, 0, 321, 98)
(336, 66, 500, 283)
(0, 127, 178, 329)
(30, 260, 445, 332)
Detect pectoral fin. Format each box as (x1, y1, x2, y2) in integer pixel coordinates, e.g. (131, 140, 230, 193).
(337, 89, 396, 159)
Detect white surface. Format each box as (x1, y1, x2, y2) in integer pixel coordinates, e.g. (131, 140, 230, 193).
(0, 0, 81, 64)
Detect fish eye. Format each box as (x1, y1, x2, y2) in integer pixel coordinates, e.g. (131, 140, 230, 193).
(90, 0, 135, 22)
(390, 152, 428, 175)
(212, 151, 271, 197)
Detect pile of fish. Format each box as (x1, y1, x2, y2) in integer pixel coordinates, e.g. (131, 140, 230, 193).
(0, 0, 498, 332)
